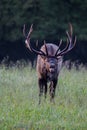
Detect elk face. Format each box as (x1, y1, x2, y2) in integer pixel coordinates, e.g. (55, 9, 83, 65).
(44, 57, 59, 80)
(47, 58, 58, 81)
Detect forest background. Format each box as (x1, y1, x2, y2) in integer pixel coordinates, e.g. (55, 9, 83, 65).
(0, 0, 87, 65)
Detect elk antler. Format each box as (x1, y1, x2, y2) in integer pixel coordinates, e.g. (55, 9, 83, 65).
(55, 23, 76, 57)
(23, 24, 46, 56)
(44, 40, 48, 56)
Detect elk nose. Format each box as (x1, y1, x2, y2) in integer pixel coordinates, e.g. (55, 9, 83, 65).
(50, 63, 55, 68)
(49, 64, 55, 73)
(49, 68, 55, 73)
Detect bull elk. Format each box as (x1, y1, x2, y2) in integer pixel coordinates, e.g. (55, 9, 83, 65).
(23, 23, 76, 104)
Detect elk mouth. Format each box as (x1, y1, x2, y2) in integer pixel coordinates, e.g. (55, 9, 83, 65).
(49, 68, 55, 73)
(47, 68, 56, 81)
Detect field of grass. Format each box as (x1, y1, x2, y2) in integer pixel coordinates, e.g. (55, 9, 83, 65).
(0, 64, 87, 130)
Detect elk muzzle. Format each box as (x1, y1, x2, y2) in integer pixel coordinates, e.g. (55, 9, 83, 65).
(47, 59, 58, 81)
(49, 63, 55, 73)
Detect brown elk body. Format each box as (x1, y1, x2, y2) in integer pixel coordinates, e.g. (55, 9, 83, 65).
(23, 24, 76, 104)
(36, 44, 63, 103)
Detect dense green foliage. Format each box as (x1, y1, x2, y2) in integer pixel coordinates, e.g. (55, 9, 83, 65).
(0, 65, 87, 130)
(0, 0, 87, 43)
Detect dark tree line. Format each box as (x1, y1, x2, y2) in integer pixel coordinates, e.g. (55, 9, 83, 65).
(0, 0, 87, 65)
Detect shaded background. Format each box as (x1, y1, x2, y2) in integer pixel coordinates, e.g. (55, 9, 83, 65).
(0, 0, 87, 66)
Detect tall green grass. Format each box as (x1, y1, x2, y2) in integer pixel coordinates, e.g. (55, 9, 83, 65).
(0, 65, 87, 130)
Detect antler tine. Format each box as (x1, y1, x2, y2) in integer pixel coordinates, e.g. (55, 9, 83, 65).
(23, 24, 26, 37)
(36, 40, 46, 55)
(66, 31, 72, 44)
(55, 37, 69, 57)
(69, 23, 73, 37)
(44, 40, 48, 56)
(55, 39, 62, 56)
(27, 24, 33, 39)
(66, 23, 73, 47)
(71, 36, 76, 48)
(59, 39, 63, 48)
(65, 23, 76, 50)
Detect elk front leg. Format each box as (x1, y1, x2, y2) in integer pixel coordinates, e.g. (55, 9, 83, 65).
(44, 82, 47, 99)
(49, 80, 57, 103)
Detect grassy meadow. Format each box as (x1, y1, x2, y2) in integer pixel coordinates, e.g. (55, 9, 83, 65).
(0, 64, 87, 130)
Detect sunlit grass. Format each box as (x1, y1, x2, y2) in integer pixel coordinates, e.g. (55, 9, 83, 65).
(0, 64, 87, 130)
